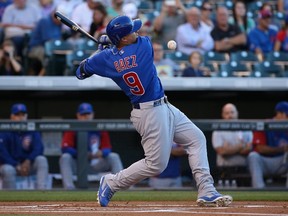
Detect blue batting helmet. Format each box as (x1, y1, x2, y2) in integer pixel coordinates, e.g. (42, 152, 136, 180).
(106, 15, 142, 46)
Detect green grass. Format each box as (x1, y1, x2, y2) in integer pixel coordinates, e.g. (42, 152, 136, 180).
(0, 190, 287, 202)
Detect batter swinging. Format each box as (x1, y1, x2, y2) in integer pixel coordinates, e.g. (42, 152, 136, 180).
(76, 15, 232, 207)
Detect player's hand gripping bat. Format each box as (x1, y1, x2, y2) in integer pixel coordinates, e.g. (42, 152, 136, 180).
(54, 11, 111, 46)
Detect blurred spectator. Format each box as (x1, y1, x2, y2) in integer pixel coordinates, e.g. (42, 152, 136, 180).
(107, 0, 124, 17)
(153, 41, 179, 77)
(259, 2, 280, 32)
(153, 0, 186, 46)
(200, 0, 215, 31)
(0, 39, 23, 75)
(89, 3, 110, 39)
(248, 101, 288, 188)
(274, 15, 288, 52)
(27, 8, 64, 76)
(210, 6, 247, 53)
(0, 0, 12, 21)
(55, 0, 82, 19)
(1, 0, 42, 58)
(36, 0, 57, 18)
(277, 0, 288, 15)
(59, 102, 123, 190)
(0, 103, 49, 189)
(176, 7, 214, 55)
(248, 9, 277, 60)
(138, 22, 152, 37)
(0, 0, 13, 44)
(122, 2, 138, 19)
(228, 0, 255, 34)
(149, 143, 187, 188)
(181, 51, 211, 77)
(212, 103, 253, 186)
(71, 0, 101, 32)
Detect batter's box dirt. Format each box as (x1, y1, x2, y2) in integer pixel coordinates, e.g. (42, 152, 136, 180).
(0, 201, 287, 216)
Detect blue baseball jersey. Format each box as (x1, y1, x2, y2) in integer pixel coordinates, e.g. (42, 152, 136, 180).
(80, 36, 165, 104)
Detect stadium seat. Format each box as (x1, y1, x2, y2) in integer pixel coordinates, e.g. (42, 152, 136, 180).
(265, 51, 288, 71)
(65, 50, 91, 76)
(230, 51, 260, 71)
(219, 61, 250, 77)
(76, 39, 98, 54)
(164, 51, 189, 69)
(251, 61, 284, 77)
(44, 39, 74, 76)
(203, 51, 229, 72)
(137, 1, 153, 12)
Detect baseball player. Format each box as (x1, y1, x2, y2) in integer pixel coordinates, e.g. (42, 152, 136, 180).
(76, 15, 232, 207)
(0, 103, 49, 189)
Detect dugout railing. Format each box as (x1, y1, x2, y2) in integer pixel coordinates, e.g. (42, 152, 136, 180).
(0, 119, 287, 188)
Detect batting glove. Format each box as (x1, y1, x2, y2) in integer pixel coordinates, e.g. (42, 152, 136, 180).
(98, 35, 111, 51)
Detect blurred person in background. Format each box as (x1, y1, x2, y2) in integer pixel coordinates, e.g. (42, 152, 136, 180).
(153, 0, 186, 46)
(249, 101, 288, 188)
(260, 2, 280, 32)
(59, 102, 123, 190)
(153, 41, 179, 77)
(212, 103, 253, 187)
(54, 0, 82, 19)
(107, 0, 124, 17)
(200, 0, 214, 31)
(0, 39, 23, 75)
(277, 0, 288, 16)
(36, 0, 57, 18)
(228, 0, 255, 34)
(181, 51, 211, 77)
(71, 0, 101, 33)
(1, 0, 42, 59)
(176, 6, 214, 55)
(0, 103, 49, 189)
(274, 15, 288, 52)
(248, 9, 277, 60)
(0, 0, 13, 44)
(27, 7, 64, 75)
(210, 6, 247, 53)
(89, 3, 110, 39)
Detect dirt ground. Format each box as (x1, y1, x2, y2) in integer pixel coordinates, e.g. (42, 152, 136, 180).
(0, 201, 287, 216)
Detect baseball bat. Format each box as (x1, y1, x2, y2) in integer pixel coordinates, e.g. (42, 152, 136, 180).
(54, 11, 103, 45)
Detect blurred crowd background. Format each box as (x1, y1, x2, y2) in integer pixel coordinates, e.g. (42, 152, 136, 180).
(0, 0, 287, 77)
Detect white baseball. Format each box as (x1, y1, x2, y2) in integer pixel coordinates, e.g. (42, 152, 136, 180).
(167, 40, 177, 50)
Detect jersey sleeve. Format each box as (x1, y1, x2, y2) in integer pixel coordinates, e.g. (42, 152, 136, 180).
(252, 131, 266, 146)
(99, 131, 112, 157)
(84, 51, 109, 77)
(0, 133, 18, 166)
(61, 131, 77, 157)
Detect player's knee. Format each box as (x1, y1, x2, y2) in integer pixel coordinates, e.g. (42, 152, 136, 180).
(35, 155, 48, 169)
(1, 164, 16, 177)
(247, 151, 260, 162)
(145, 160, 167, 175)
(60, 153, 72, 163)
(107, 152, 121, 161)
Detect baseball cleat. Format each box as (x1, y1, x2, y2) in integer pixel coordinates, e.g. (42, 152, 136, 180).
(97, 176, 115, 207)
(197, 193, 233, 207)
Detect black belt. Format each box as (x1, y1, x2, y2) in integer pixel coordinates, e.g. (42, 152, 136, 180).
(133, 97, 168, 109)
